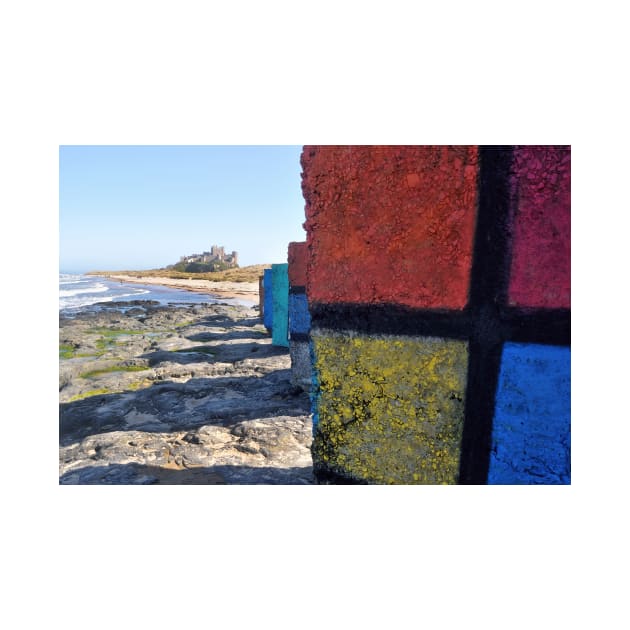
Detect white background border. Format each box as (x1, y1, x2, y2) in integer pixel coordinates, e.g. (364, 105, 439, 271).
(1, 1, 626, 628)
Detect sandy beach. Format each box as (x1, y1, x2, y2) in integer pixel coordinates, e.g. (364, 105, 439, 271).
(100, 273, 259, 302)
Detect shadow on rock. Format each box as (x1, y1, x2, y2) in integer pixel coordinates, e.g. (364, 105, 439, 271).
(185, 328, 270, 342)
(140, 341, 287, 366)
(60, 372, 310, 444)
(192, 314, 261, 327)
(59, 462, 315, 485)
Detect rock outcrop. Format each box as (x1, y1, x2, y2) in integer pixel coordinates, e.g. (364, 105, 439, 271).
(59, 302, 313, 484)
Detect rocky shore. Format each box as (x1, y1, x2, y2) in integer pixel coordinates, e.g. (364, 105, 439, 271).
(59, 300, 314, 484)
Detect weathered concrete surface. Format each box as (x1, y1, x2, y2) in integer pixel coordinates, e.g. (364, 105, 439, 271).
(301, 145, 479, 309)
(59, 302, 313, 484)
(488, 343, 570, 484)
(508, 146, 571, 308)
(311, 331, 468, 484)
(301, 145, 570, 485)
(288, 242, 311, 391)
(289, 340, 311, 390)
(289, 293, 311, 336)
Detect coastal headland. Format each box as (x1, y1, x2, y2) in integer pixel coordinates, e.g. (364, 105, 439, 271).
(59, 299, 313, 484)
(88, 264, 269, 303)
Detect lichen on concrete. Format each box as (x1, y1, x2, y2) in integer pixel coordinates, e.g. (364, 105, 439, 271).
(311, 331, 468, 484)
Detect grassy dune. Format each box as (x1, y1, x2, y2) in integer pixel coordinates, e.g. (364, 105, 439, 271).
(87, 264, 270, 283)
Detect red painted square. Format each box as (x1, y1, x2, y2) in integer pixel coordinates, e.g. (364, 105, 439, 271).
(288, 241, 308, 287)
(301, 146, 479, 309)
(508, 146, 571, 308)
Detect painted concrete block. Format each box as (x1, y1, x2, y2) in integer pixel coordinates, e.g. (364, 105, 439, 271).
(311, 331, 468, 484)
(488, 343, 570, 484)
(289, 293, 311, 388)
(508, 146, 571, 308)
(288, 241, 307, 287)
(258, 275, 265, 321)
(263, 268, 273, 332)
(301, 145, 479, 309)
(290, 340, 311, 389)
(301, 145, 570, 485)
(289, 293, 311, 336)
(271, 263, 289, 347)
(288, 242, 311, 388)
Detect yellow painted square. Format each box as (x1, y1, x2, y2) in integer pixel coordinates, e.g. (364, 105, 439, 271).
(312, 332, 468, 484)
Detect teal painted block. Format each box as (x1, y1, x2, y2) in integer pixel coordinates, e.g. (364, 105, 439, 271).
(272, 263, 289, 347)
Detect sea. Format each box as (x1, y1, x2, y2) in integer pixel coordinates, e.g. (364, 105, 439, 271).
(59, 272, 254, 315)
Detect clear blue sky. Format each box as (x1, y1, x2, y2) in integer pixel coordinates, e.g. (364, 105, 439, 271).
(59, 145, 306, 272)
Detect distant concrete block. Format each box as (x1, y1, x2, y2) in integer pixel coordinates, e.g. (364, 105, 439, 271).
(263, 268, 273, 331)
(258, 274, 265, 321)
(288, 241, 311, 387)
(271, 263, 289, 347)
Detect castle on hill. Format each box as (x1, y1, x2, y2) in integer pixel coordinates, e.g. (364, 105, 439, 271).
(180, 245, 238, 267)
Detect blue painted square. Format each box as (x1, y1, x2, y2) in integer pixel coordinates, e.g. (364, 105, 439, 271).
(263, 268, 273, 331)
(289, 293, 311, 335)
(488, 343, 570, 485)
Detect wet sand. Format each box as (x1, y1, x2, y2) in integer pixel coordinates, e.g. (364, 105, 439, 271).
(100, 273, 259, 302)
